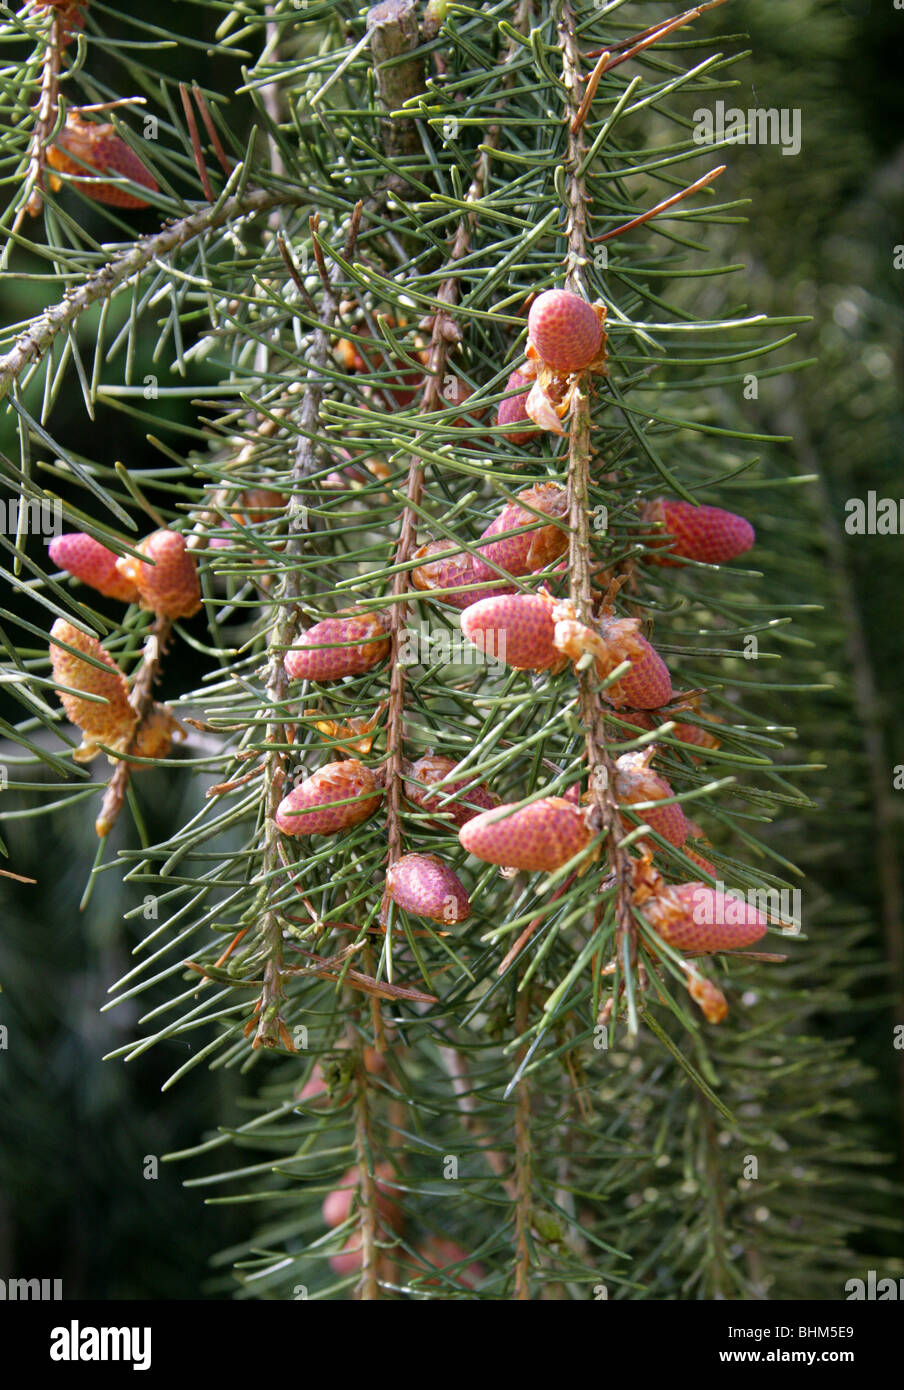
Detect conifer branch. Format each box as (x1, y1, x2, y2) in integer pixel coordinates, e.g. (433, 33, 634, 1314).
(95, 617, 173, 839)
(21, 4, 63, 220)
(253, 203, 362, 1052)
(513, 986, 533, 1300)
(382, 163, 481, 874)
(381, 0, 530, 879)
(0, 187, 304, 400)
(366, 0, 424, 191)
(348, 1025, 381, 1300)
(559, 0, 638, 1014)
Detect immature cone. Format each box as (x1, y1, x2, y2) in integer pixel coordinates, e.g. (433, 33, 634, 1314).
(475, 482, 568, 576)
(322, 1163, 399, 1232)
(115, 530, 201, 619)
(405, 754, 498, 828)
(47, 112, 158, 209)
(411, 541, 514, 610)
(642, 499, 755, 566)
(527, 290, 604, 372)
(335, 323, 421, 408)
(672, 720, 721, 751)
(683, 846, 717, 878)
(385, 853, 471, 924)
(49, 619, 136, 762)
(596, 615, 672, 709)
(614, 749, 689, 847)
(460, 593, 561, 671)
(275, 760, 380, 837)
(206, 488, 287, 549)
(49, 532, 140, 603)
(496, 369, 536, 444)
(611, 709, 721, 753)
(642, 882, 768, 953)
(285, 611, 390, 682)
(460, 797, 592, 873)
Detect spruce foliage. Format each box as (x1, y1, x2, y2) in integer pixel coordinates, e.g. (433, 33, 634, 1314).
(0, 0, 896, 1300)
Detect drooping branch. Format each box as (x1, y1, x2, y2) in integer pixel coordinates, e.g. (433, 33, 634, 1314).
(95, 617, 173, 839)
(366, 0, 424, 193)
(559, 1, 638, 1013)
(513, 986, 533, 1300)
(21, 5, 63, 219)
(253, 205, 363, 1051)
(0, 186, 303, 399)
(348, 1023, 381, 1300)
(381, 0, 532, 880)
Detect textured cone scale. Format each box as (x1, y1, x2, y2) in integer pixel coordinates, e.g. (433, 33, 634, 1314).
(49, 619, 136, 758)
(385, 853, 471, 924)
(406, 754, 498, 827)
(285, 611, 390, 682)
(643, 882, 768, 953)
(411, 542, 512, 609)
(673, 720, 721, 751)
(49, 532, 140, 603)
(127, 703, 182, 764)
(596, 616, 672, 709)
(528, 290, 603, 372)
(47, 114, 158, 209)
(683, 847, 717, 877)
(459, 797, 591, 872)
(642, 499, 755, 566)
(116, 530, 201, 619)
(460, 593, 560, 671)
(275, 760, 380, 837)
(615, 751, 689, 847)
(476, 482, 568, 576)
(496, 370, 536, 444)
